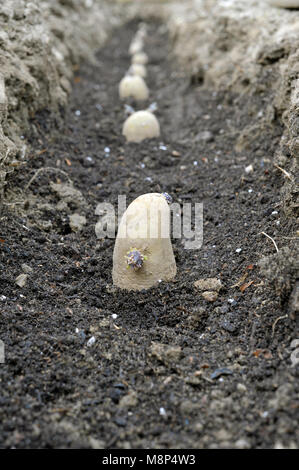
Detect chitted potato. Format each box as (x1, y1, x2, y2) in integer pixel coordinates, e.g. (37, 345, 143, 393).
(128, 63, 147, 78)
(131, 52, 149, 65)
(122, 110, 160, 143)
(268, 0, 299, 6)
(112, 193, 176, 291)
(119, 75, 149, 101)
(129, 38, 144, 55)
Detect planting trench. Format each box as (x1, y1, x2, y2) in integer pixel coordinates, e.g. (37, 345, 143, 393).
(0, 20, 298, 448)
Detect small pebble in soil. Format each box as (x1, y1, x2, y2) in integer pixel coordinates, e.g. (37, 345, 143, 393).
(69, 213, 87, 232)
(235, 439, 251, 449)
(215, 304, 229, 314)
(237, 383, 247, 393)
(113, 383, 126, 390)
(110, 388, 123, 404)
(220, 320, 238, 334)
(85, 156, 94, 165)
(15, 273, 28, 288)
(196, 130, 213, 142)
(75, 329, 86, 343)
(159, 407, 166, 416)
(245, 164, 253, 174)
(202, 291, 218, 302)
(194, 278, 222, 292)
(210, 368, 233, 380)
(119, 391, 138, 408)
(114, 416, 127, 427)
(194, 422, 204, 434)
(87, 336, 96, 347)
(21, 264, 33, 274)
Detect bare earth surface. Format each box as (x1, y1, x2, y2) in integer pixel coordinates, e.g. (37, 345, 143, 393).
(0, 20, 298, 449)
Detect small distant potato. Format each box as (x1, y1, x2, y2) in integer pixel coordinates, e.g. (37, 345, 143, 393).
(122, 110, 160, 143)
(119, 75, 149, 101)
(131, 52, 149, 65)
(136, 23, 147, 40)
(268, 0, 299, 7)
(128, 63, 147, 78)
(129, 38, 144, 55)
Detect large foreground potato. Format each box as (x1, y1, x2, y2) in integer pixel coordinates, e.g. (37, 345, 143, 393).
(112, 193, 176, 290)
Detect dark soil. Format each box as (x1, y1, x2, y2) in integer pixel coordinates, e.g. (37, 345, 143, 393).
(0, 20, 298, 449)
